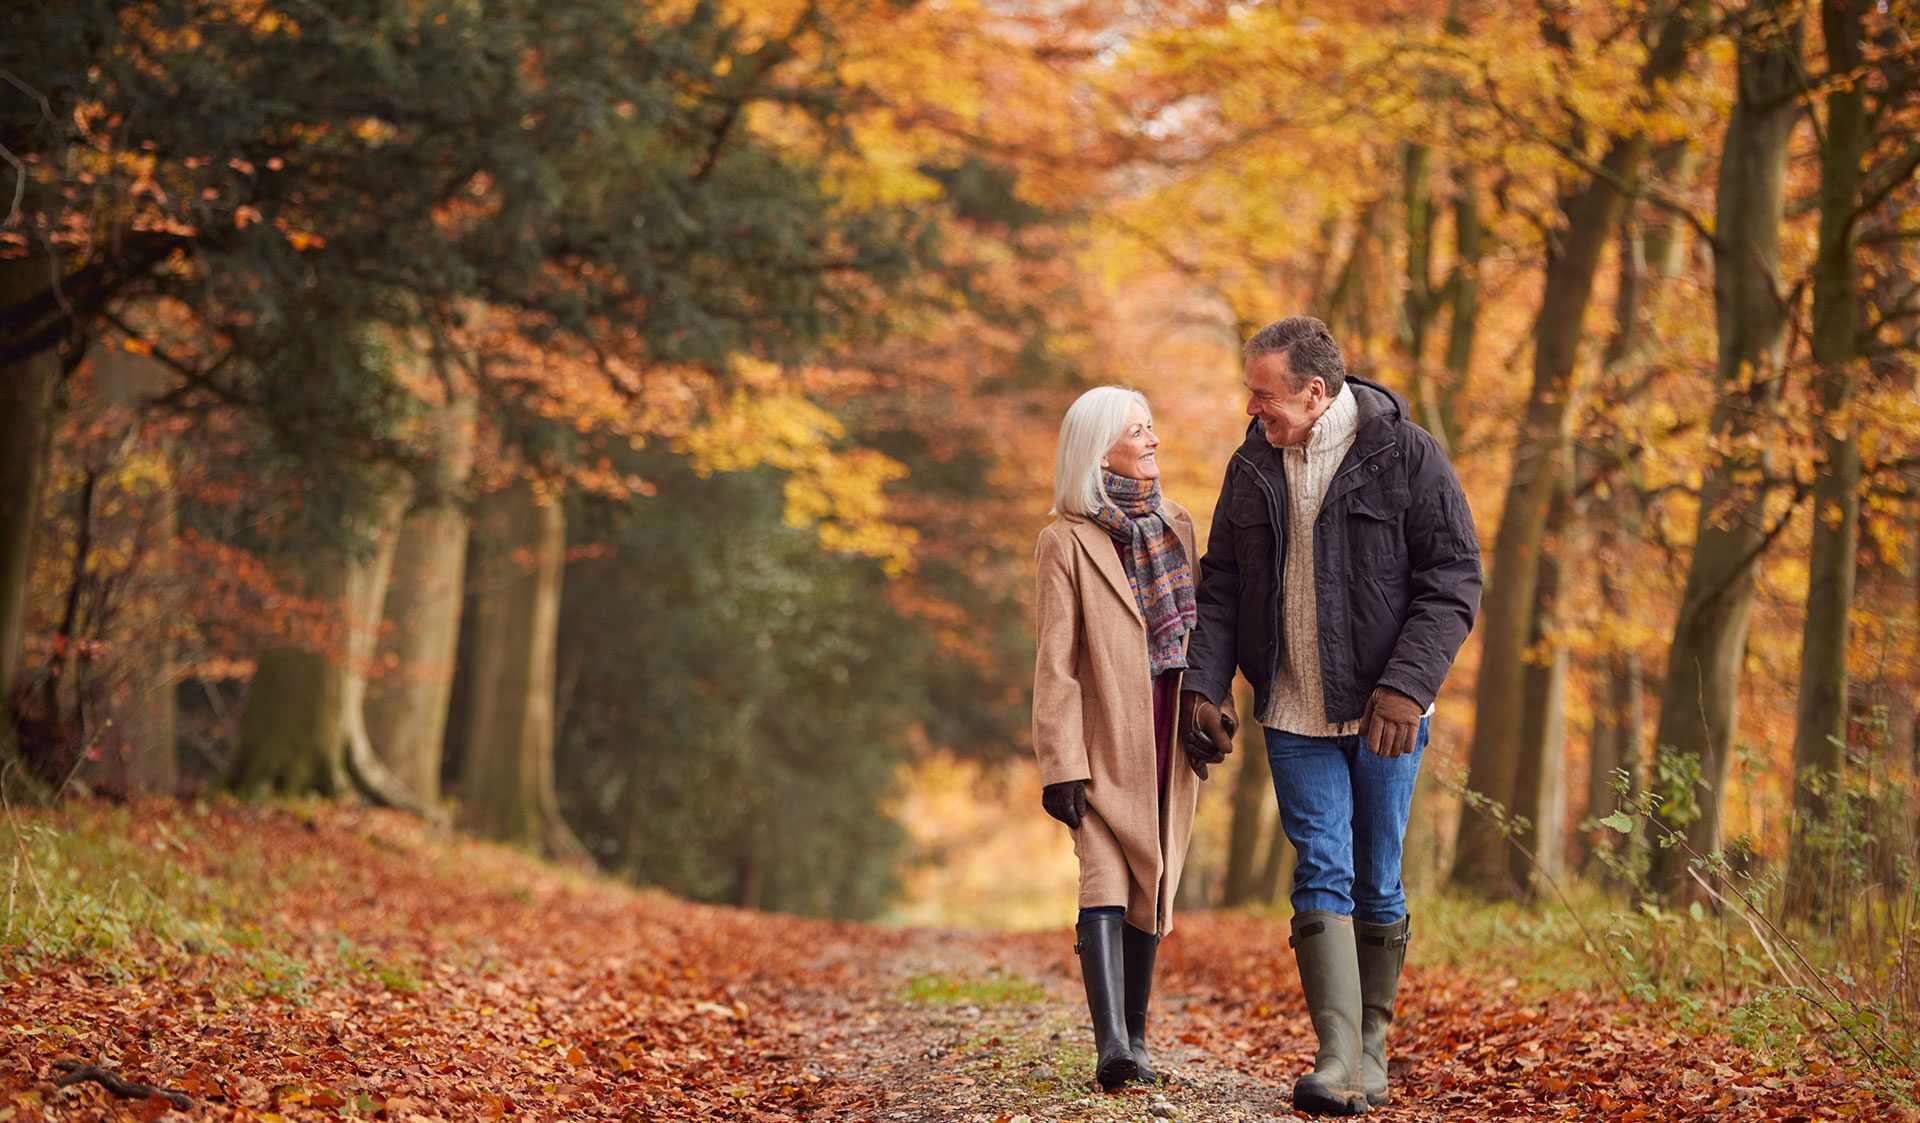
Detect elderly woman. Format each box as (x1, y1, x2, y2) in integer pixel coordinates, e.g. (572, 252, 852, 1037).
(1032, 386, 1236, 1091)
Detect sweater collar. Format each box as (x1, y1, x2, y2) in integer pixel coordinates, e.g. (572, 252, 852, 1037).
(1292, 383, 1358, 457)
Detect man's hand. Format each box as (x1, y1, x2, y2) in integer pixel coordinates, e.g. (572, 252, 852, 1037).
(1179, 690, 1240, 780)
(1042, 779, 1089, 829)
(1359, 686, 1423, 758)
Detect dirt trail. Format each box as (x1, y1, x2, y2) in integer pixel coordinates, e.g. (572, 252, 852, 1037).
(790, 922, 1393, 1121)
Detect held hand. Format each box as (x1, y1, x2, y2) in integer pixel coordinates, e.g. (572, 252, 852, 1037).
(1042, 779, 1089, 829)
(1359, 685, 1423, 758)
(1180, 690, 1240, 780)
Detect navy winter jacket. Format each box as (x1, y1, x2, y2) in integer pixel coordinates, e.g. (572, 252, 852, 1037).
(1182, 376, 1483, 723)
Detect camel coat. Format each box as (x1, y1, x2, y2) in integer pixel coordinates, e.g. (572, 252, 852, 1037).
(1032, 504, 1202, 936)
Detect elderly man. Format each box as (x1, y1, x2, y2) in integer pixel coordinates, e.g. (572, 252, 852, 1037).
(1179, 316, 1481, 1115)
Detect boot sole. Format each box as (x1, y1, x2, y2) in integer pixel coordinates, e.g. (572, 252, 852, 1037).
(1095, 1054, 1140, 1091)
(1293, 1081, 1369, 1116)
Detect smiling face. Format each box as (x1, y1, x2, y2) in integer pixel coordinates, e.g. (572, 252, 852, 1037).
(1101, 401, 1160, 481)
(1245, 351, 1329, 448)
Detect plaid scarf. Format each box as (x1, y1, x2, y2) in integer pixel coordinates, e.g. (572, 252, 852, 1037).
(1090, 472, 1197, 676)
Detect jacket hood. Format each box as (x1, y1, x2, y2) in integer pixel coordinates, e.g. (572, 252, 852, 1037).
(1235, 374, 1409, 453)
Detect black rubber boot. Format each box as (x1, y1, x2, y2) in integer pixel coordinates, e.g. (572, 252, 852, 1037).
(1122, 922, 1163, 1083)
(1289, 910, 1369, 1116)
(1355, 916, 1410, 1106)
(1076, 913, 1140, 1091)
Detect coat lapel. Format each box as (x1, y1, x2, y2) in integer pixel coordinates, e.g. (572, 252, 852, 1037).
(1068, 517, 1145, 626)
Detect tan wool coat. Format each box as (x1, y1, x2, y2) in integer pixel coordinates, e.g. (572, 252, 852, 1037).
(1032, 504, 1202, 936)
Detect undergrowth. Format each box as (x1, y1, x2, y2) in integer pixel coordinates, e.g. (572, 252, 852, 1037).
(2, 798, 428, 1004)
(1419, 758, 1920, 1106)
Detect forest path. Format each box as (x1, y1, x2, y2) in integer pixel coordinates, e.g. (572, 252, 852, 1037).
(0, 803, 1900, 1122)
(788, 922, 1298, 1121)
(777, 915, 1839, 1123)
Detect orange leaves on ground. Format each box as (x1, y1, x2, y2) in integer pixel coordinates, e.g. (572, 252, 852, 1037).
(4, 807, 1914, 1121)
(1153, 913, 1913, 1122)
(0, 802, 886, 1122)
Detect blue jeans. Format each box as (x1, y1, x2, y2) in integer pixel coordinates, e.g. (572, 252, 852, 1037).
(1264, 717, 1428, 924)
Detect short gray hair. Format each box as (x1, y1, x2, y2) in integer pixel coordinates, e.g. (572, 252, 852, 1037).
(1052, 386, 1152, 516)
(1244, 316, 1346, 395)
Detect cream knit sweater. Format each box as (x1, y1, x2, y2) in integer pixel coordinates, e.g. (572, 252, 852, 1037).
(1259, 385, 1362, 736)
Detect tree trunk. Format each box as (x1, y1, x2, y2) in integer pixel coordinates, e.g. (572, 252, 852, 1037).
(231, 493, 421, 801)
(1401, 143, 1452, 446)
(1219, 679, 1268, 907)
(1511, 465, 1576, 890)
(1788, 0, 1870, 905)
(1437, 168, 1484, 455)
(0, 258, 61, 801)
(89, 346, 178, 796)
(340, 480, 432, 812)
(460, 478, 585, 859)
(1449, 139, 1646, 896)
(231, 551, 352, 797)
(1647, 0, 1802, 896)
(1451, 2, 1705, 897)
(363, 380, 475, 807)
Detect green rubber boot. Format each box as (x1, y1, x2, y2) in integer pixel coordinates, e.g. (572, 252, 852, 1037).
(1355, 916, 1410, 1106)
(1289, 911, 1369, 1116)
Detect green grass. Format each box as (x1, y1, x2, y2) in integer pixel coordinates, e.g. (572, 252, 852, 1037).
(903, 970, 1049, 1007)
(1, 800, 424, 1007)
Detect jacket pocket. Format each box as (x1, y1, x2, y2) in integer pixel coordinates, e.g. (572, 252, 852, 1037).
(1228, 490, 1271, 527)
(1346, 484, 1409, 576)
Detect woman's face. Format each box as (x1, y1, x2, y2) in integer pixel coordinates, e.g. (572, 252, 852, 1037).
(1102, 402, 1160, 481)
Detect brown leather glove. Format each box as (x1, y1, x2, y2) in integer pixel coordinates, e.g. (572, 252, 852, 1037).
(1179, 690, 1239, 780)
(1359, 685, 1423, 758)
(1041, 779, 1089, 829)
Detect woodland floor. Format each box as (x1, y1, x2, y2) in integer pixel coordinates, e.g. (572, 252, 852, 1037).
(0, 802, 1909, 1122)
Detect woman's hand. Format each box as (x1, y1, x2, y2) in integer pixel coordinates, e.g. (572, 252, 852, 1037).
(1042, 779, 1089, 829)
(1180, 690, 1239, 779)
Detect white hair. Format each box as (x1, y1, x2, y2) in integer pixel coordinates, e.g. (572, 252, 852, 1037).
(1052, 386, 1152, 517)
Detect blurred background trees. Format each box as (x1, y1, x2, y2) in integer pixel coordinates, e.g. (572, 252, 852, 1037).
(4, 0, 1920, 931)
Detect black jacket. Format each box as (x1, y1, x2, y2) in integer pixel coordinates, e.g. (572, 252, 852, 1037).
(1183, 376, 1482, 723)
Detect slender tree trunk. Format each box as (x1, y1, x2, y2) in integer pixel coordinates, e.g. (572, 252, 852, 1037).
(1647, 1, 1803, 895)
(460, 478, 585, 859)
(1437, 168, 1484, 456)
(1788, 0, 1870, 904)
(364, 380, 475, 806)
(1220, 680, 1267, 907)
(0, 259, 61, 800)
(1512, 464, 1575, 890)
(1401, 143, 1451, 445)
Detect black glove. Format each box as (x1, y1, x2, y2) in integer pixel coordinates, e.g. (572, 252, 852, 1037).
(1042, 779, 1089, 829)
(1179, 690, 1239, 780)
(1360, 685, 1422, 758)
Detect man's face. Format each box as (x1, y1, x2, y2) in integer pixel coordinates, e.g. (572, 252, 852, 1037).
(1244, 352, 1326, 448)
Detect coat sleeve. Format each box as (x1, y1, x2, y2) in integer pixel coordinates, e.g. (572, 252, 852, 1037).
(1032, 527, 1092, 785)
(1375, 432, 1483, 710)
(1181, 464, 1241, 707)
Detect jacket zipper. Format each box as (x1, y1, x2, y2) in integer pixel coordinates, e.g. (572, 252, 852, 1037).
(1233, 449, 1288, 694)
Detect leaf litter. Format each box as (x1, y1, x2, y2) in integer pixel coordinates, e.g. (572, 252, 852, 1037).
(1, 802, 1911, 1121)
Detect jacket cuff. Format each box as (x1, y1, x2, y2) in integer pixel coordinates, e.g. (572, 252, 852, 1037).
(1181, 672, 1228, 707)
(1376, 671, 1435, 713)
